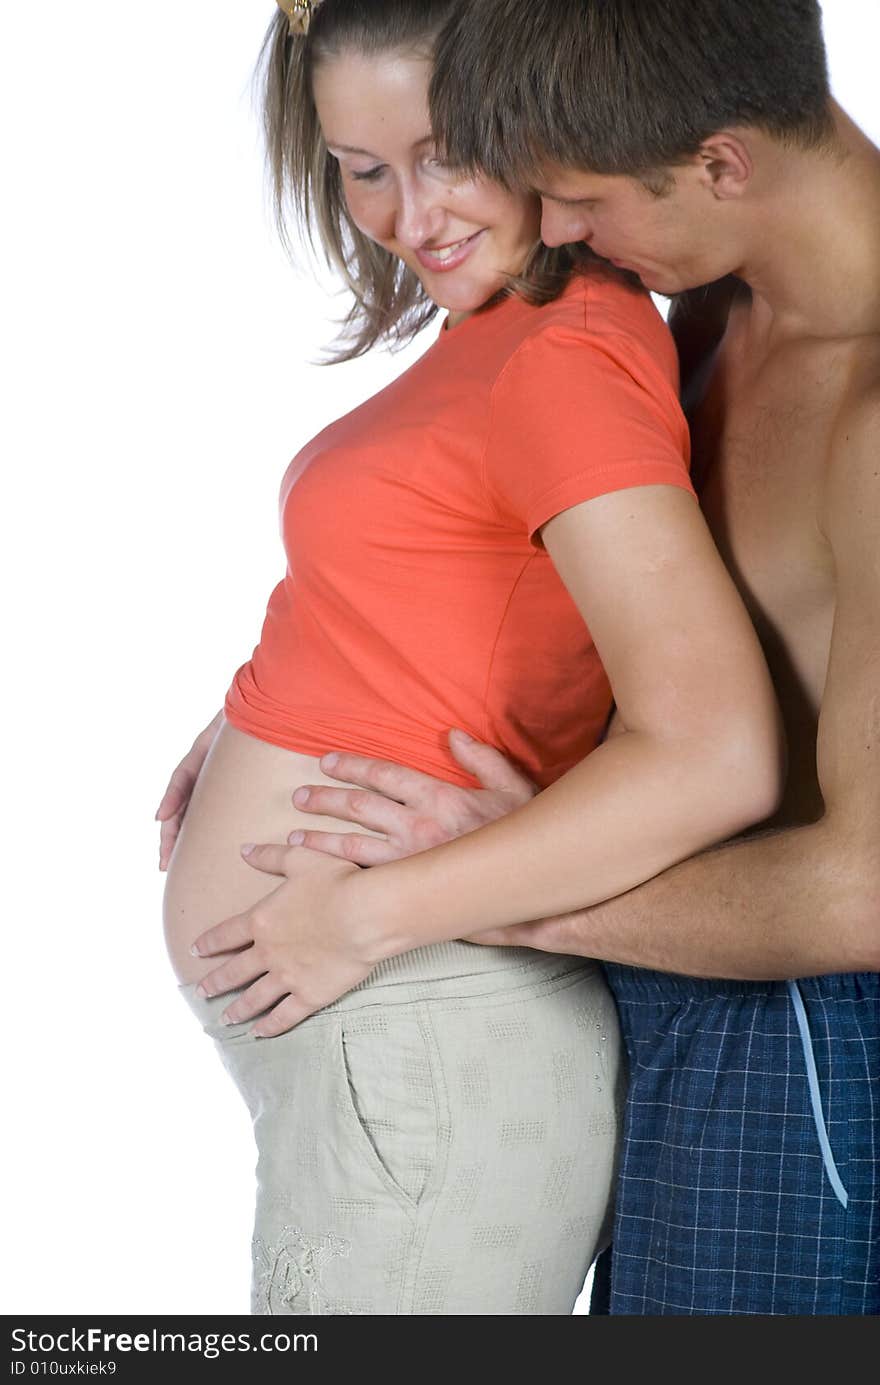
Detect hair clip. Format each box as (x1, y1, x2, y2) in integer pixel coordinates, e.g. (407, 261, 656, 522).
(276, 1, 321, 37)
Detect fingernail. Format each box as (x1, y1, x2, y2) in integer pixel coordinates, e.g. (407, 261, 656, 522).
(293, 788, 310, 806)
(190, 943, 202, 958)
(220, 1010, 236, 1025)
(451, 728, 474, 743)
(195, 983, 209, 998)
(241, 843, 255, 857)
(322, 753, 339, 770)
(251, 1028, 265, 1040)
(288, 830, 305, 846)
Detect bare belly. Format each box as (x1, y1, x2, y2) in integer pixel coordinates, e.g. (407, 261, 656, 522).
(163, 718, 374, 984)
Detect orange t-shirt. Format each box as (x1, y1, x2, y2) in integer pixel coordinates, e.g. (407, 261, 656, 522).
(225, 272, 693, 788)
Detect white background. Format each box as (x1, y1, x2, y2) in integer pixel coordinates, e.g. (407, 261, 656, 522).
(2, 1, 877, 1316)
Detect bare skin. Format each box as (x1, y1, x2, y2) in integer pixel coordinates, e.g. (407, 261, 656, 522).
(209, 102, 880, 995)
(161, 723, 392, 986)
(173, 53, 788, 1038)
(187, 108, 880, 1041)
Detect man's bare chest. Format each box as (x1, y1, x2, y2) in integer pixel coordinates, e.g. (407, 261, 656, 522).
(689, 341, 839, 705)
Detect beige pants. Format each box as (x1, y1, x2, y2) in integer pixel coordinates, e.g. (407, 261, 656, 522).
(181, 942, 623, 1315)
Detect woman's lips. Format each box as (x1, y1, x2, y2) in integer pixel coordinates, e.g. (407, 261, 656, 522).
(415, 229, 486, 273)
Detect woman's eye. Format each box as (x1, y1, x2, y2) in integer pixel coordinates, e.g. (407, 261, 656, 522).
(350, 166, 385, 183)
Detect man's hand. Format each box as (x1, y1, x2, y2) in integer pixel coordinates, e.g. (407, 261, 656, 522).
(155, 711, 224, 870)
(286, 729, 537, 865)
(190, 846, 375, 1037)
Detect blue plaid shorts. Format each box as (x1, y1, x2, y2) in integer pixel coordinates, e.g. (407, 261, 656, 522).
(602, 966, 879, 1315)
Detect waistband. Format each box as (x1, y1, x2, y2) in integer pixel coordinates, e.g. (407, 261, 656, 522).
(180, 941, 596, 1025)
(602, 965, 879, 1003)
(349, 939, 589, 988)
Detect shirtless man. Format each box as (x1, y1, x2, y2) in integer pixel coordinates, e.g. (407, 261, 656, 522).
(191, 0, 879, 1314)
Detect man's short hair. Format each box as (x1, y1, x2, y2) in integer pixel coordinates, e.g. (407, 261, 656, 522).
(431, 0, 834, 184)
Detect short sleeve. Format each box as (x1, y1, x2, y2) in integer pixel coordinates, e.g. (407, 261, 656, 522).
(482, 322, 695, 543)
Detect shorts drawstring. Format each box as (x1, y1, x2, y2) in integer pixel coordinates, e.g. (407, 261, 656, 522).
(787, 979, 849, 1210)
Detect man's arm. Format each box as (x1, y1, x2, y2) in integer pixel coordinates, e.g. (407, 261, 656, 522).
(331, 486, 781, 945)
(275, 391, 880, 979)
(490, 391, 880, 977)
(192, 481, 784, 1039)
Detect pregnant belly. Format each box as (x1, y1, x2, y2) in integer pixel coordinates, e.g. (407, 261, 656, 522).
(163, 718, 377, 985)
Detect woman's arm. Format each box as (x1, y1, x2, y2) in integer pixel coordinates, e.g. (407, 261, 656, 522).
(351, 482, 783, 936)
(193, 483, 784, 1033)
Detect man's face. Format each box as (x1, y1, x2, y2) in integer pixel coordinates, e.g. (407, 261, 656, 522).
(533, 163, 737, 295)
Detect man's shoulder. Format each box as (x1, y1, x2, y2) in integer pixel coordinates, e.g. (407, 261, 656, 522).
(821, 370, 880, 544)
(830, 345, 880, 456)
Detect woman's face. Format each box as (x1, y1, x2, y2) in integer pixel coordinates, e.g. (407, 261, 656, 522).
(313, 50, 541, 324)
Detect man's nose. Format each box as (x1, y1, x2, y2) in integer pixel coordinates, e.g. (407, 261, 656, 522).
(540, 201, 590, 249)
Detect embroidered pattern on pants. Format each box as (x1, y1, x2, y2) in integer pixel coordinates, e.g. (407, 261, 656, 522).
(253, 1226, 352, 1315)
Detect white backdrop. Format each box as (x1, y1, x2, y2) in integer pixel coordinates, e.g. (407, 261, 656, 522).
(3, 1, 877, 1316)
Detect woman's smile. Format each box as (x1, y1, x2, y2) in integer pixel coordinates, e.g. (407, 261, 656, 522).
(415, 228, 487, 273)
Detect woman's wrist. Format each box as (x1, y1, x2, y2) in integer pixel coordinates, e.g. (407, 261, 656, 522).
(348, 860, 418, 965)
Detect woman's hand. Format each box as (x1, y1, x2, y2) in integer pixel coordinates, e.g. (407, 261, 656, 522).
(190, 846, 378, 1036)
(285, 729, 537, 865)
(155, 711, 224, 870)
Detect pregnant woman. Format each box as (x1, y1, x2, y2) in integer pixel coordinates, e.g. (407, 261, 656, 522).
(159, 0, 780, 1316)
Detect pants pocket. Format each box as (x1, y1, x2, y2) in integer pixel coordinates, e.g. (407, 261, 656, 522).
(335, 1008, 441, 1211)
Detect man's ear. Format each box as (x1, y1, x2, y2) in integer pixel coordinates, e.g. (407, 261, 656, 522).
(696, 132, 753, 199)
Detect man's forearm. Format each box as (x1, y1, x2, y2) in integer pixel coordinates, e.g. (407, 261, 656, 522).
(539, 818, 877, 979)
(354, 725, 778, 961)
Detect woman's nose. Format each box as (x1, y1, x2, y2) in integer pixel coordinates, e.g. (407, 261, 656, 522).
(394, 183, 445, 248)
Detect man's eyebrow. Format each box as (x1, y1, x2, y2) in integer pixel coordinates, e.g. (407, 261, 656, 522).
(532, 188, 592, 205)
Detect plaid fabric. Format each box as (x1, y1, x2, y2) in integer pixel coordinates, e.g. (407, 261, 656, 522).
(602, 966, 879, 1315)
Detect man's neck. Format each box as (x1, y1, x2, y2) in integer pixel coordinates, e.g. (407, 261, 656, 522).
(735, 102, 880, 339)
